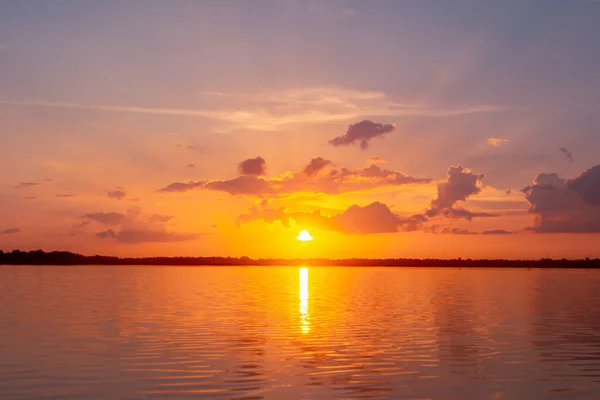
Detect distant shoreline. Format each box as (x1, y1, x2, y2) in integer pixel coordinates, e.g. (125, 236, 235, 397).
(1, 250, 599, 268)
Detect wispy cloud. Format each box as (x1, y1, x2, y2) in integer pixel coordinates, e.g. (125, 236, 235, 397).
(487, 138, 508, 147)
(1, 86, 508, 132)
(15, 182, 40, 189)
(108, 189, 127, 200)
(559, 147, 574, 163)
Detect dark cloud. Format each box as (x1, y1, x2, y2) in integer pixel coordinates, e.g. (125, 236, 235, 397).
(156, 181, 204, 193)
(431, 166, 484, 211)
(185, 164, 195, 168)
(423, 165, 492, 221)
(55, 194, 75, 198)
(97, 228, 200, 243)
(149, 214, 174, 223)
(369, 156, 387, 164)
(482, 229, 515, 235)
(559, 147, 574, 163)
(238, 156, 266, 176)
(15, 182, 39, 189)
(108, 190, 127, 200)
(429, 227, 514, 235)
(567, 164, 600, 206)
(84, 212, 126, 226)
(437, 208, 498, 220)
(92, 207, 197, 243)
(329, 120, 396, 150)
(75, 221, 91, 229)
(333, 202, 400, 234)
(523, 168, 600, 233)
(273, 164, 430, 196)
(206, 176, 272, 196)
(238, 201, 406, 235)
(303, 157, 333, 177)
(96, 230, 116, 239)
(24, 196, 36, 200)
(399, 214, 428, 232)
(441, 227, 474, 235)
(1, 228, 20, 234)
(158, 159, 430, 196)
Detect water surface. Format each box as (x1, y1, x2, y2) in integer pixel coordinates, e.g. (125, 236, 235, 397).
(1, 266, 600, 399)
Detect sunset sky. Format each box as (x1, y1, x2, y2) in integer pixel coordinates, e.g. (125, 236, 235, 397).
(1, 0, 599, 259)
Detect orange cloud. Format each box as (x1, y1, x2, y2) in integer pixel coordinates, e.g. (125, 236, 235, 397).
(157, 159, 431, 197)
(487, 137, 508, 147)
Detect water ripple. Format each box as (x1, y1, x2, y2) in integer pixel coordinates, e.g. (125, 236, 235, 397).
(1, 266, 600, 399)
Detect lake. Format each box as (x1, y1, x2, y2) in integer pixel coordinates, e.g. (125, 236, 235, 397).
(1, 266, 599, 399)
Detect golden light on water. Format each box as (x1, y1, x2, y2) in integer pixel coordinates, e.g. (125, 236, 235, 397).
(299, 267, 310, 334)
(296, 230, 313, 241)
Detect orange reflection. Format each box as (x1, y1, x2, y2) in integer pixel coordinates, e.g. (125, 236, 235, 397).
(299, 267, 310, 334)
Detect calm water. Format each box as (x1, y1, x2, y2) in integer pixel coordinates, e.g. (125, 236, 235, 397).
(1, 266, 600, 399)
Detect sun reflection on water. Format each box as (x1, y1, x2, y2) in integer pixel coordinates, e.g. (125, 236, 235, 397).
(299, 267, 310, 334)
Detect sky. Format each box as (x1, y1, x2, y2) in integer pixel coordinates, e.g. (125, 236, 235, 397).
(1, 0, 599, 259)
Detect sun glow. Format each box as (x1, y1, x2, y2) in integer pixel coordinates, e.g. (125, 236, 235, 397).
(296, 230, 313, 241)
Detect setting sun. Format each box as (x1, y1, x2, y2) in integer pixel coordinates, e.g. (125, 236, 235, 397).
(296, 230, 313, 241)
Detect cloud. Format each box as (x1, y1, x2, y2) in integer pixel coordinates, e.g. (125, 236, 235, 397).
(237, 201, 403, 235)
(567, 164, 600, 206)
(273, 164, 430, 196)
(523, 167, 600, 232)
(1, 87, 506, 132)
(303, 157, 333, 177)
(205, 176, 272, 196)
(238, 157, 266, 176)
(185, 164, 195, 168)
(388, 165, 495, 232)
(438, 227, 474, 235)
(559, 147, 574, 163)
(234, 165, 498, 235)
(108, 190, 127, 200)
(24, 196, 36, 200)
(329, 120, 396, 150)
(333, 202, 400, 234)
(88, 207, 198, 243)
(84, 212, 126, 226)
(487, 138, 508, 147)
(96, 230, 116, 239)
(149, 214, 174, 223)
(15, 182, 40, 189)
(1, 228, 20, 235)
(481, 229, 514, 234)
(97, 228, 200, 243)
(75, 221, 91, 229)
(429, 226, 514, 235)
(157, 158, 430, 196)
(425, 165, 490, 220)
(156, 181, 204, 193)
(368, 156, 387, 164)
(55, 194, 75, 198)
(436, 207, 498, 220)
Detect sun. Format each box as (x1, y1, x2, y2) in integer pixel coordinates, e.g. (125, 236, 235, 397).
(296, 230, 313, 241)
